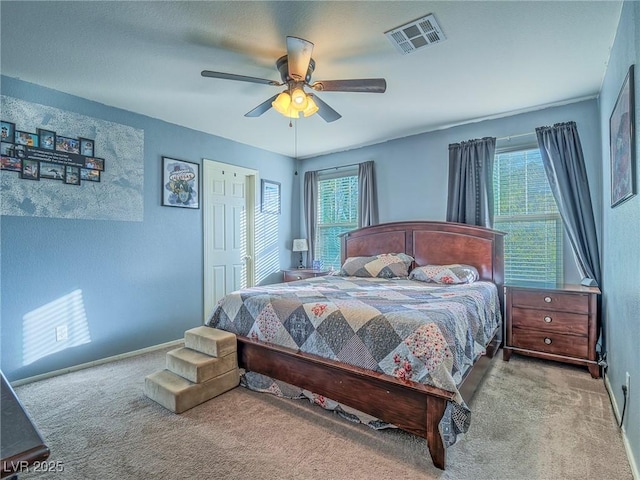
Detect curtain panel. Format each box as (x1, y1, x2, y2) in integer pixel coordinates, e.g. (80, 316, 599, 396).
(446, 137, 496, 228)
(303, 170, 318, 268)
(536, 122, 601, 285)
(358, 161, 379, 228)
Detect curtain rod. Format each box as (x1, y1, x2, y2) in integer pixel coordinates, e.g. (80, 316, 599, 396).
(496, 132, 537, 141)
(315, 162, 363, 173)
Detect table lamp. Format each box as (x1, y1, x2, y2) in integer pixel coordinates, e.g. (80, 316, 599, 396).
(292, 238, 308, 269)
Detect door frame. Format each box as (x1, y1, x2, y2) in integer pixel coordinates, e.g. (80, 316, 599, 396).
(202, 159, 258, 322)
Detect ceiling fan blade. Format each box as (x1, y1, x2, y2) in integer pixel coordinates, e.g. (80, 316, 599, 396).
(311, 95, 342, 123)
(201, 70, 281, 86)
(286, 36, 314, 81)
(244, 94, 280, 117)
(310, 79, 387, 93)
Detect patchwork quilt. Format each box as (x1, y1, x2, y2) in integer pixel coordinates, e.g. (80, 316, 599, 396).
(206, 276, 501, 447)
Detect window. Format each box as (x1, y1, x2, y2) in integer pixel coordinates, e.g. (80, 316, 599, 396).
(316, 171, 358, 270)
(493, 147, 563, 284)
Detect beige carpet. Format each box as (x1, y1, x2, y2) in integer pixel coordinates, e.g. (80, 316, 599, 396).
(14, 346, 632, 480)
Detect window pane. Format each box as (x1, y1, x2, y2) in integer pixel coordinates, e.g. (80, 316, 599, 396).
(493, 148, 563, 284)
(316, 175, 358, 270)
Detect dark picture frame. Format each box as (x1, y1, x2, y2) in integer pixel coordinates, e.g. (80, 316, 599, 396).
(39, 161, 65, 180)
(37, 129, 56, 151)
(64, 165, 81, 185)
(610, 64, 636, 207)
(56, 135, 80, 154)
(161, 156, 200, 209)
(81, 168, 100, 182)
(21, 159, 39, 180)
(1, 121, 15, 143)
(261, 179, 281, 214)
(79, 137, 94, 157)
(1, 142, 15, 157)
(15, 131, 39, 147)
(84, 157, 104, 171)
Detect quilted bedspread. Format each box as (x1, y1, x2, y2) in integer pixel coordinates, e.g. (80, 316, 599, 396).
(206, 275, 501, 447)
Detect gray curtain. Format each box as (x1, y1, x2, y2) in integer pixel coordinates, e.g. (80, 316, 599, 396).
(358, 161, 378, 228)
(536, 122, 601, 285)
(303, 170, 318, 268)
(446, 137, 496, 228)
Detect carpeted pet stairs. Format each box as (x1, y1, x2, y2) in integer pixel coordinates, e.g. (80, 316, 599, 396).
(144, 327, 239, 413)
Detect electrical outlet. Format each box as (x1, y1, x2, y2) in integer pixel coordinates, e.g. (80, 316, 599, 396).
(55, 325, 68, 342)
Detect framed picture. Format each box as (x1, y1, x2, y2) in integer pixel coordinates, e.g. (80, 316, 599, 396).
(161, 156, 200, 208)
(84, 157, 104, 171)
(38, 129, 56, 150)
(15, 130, 39, 147)
(1, 121, 15, 143)
(56, 135, 80, 154)
(1, 156, 21, 172)
(21, 159, 39, 180)
(14, 145, 26, 159)
(81, 168, 100, 182)
(64, 165, 81, 185)
(79, 138, 94, 157)
(610, 64, 636, 207)
(261, 179, 281, 214)
(1, 142, 15, 157)
(40, 161, 65, 180)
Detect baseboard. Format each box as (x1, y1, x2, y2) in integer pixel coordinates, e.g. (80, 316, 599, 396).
(605, 372, 639, 480)
(11, 339, 184, 387)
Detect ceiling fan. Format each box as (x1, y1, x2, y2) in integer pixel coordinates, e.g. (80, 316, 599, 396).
(201, 36, 386, 123)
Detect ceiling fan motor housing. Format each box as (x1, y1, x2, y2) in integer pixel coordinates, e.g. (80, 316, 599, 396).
(276, 55, 316, 84)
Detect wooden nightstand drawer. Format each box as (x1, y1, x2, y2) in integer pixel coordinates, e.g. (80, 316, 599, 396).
(511, 289, 590, 313)
(282, 269, 330, 282)
(511, 307, 589, 336)
(512, 327, 589, 358)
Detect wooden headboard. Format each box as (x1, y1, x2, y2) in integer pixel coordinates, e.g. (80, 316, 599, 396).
(340, 221, 505, 303)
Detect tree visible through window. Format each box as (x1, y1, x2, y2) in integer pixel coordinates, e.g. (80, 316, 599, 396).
(493, 148, 563, 284)
(316, 172, 358, 270)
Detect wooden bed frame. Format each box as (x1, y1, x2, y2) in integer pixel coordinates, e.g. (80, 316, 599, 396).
(235, 221, 505, 470)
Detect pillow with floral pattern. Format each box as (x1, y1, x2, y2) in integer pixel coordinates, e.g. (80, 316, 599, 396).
(409, 264, 479, 284)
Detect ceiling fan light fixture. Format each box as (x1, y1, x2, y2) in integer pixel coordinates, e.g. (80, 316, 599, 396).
(302, 96, 319, 117)
(272, 91, 292, 115)
(290, 88, 308, 111)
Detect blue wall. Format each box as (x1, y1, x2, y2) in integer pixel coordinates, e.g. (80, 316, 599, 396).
(0, 76, 296, 382)
(298, 98, 604, 285)
(598, 0, 639, 472)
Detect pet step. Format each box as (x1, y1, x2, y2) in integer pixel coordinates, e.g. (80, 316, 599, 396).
(166, 347, 238, 384)
(184, 326, 237, 358)
(144, 368, 239, 414)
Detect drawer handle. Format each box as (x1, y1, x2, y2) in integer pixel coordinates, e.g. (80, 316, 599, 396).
(544, 316, 552, 323)
(544, 337, 552, 345)
(544, 296, 552, 303)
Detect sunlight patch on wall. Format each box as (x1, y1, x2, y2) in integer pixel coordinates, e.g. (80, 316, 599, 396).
(22, 289, 91, 366)
(254, 207, 280, 285)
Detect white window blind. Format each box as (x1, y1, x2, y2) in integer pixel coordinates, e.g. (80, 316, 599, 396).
(493, 148, 563, 284)
(316, 172, 358, 270)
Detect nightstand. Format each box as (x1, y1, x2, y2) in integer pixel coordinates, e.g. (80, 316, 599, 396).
(282, 268, 331, 282)
(502, 283, 601, 378)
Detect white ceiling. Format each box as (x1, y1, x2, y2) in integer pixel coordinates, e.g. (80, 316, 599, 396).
(0, 1, 623, 159)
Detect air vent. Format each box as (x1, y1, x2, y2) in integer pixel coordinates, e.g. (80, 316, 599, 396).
(385, 14, 446, 55)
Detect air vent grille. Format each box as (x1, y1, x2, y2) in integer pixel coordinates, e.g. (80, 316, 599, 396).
(385, 14, 446, 55)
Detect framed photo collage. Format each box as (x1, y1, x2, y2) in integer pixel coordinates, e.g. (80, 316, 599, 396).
(1, 120, 105, 185)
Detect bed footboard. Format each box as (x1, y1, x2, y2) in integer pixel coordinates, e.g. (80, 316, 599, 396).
(237, 336, 455, 469)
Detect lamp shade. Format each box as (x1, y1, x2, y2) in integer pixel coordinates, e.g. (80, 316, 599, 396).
(292, 238, 308, 252)
(290, 88, 308, 111)
(302, 96, 319, 117)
